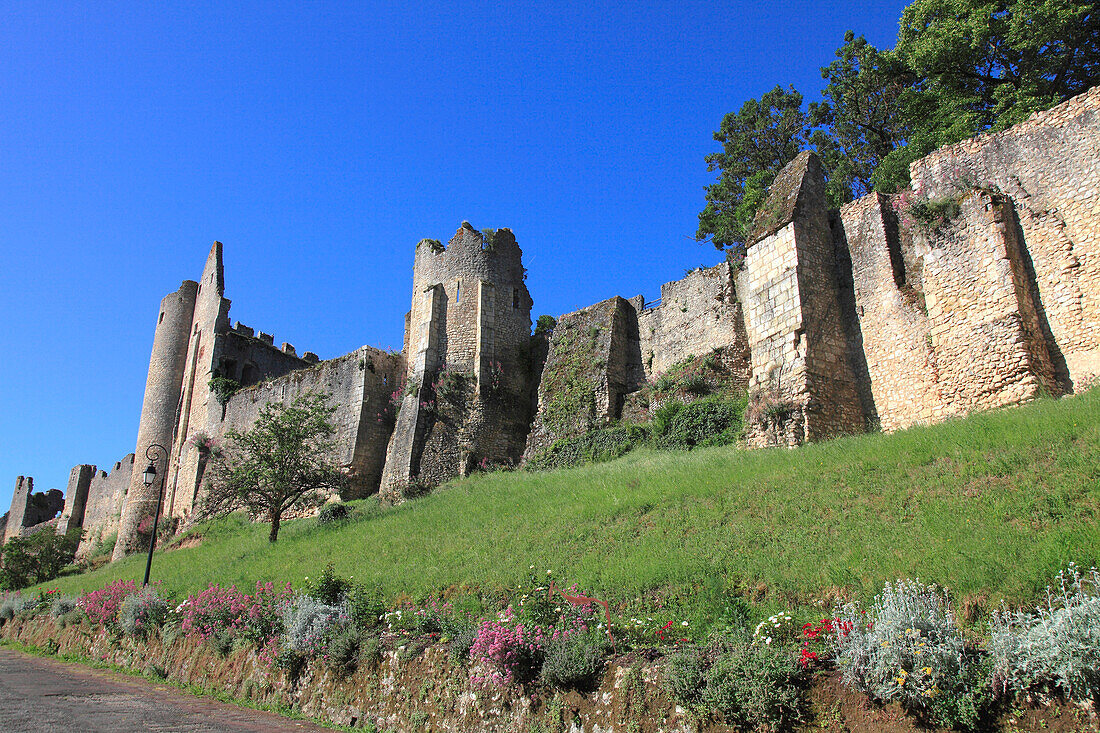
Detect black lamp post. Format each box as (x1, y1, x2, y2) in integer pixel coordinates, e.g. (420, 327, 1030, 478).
(141, 443, 168, 587)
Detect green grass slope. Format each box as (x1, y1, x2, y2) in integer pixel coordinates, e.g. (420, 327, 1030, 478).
(37, 389, 1100, 625)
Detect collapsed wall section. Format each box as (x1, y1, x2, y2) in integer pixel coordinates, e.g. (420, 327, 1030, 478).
(57, 464, 95, 535)
(523, 296, 638, 459)
(910, 86, 1100, 389)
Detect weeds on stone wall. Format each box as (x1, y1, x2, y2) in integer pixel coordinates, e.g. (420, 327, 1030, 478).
(539, 322, 600, 433)
(527, 424, 651, 471)
(892, 165, 1002, 233)
(418, 238, 444, 254)
(432, 364, 473, 405)
(208, 376, 242, 406)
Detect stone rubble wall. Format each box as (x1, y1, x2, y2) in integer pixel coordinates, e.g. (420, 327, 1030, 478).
(910, 86, 1100, 389)
(75, 454, 133, 559)
(637, 261, 748, 383)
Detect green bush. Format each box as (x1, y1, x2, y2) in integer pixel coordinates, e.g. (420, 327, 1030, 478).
(656, 395, 746, 450)
(325, 626, 364, 677)
(447, 621, 477, 661)
(540, 631, 610, 690)
(0, 529, 81, 590)
(317, 503, 349, 526)
(118, 586, 169, 639)
(527, 424, 650, 471)
(668, 637, 802, 729)
(652, 400, 684, 437)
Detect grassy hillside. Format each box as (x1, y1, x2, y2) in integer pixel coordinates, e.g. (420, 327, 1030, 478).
(34, 388, 1100, 629)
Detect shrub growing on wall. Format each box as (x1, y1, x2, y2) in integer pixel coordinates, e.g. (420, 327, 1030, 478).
(527, 424, 650, 471)
(655, 394, 747, 450)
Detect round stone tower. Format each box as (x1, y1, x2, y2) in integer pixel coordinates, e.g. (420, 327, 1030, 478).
(113, 280, 198, 560)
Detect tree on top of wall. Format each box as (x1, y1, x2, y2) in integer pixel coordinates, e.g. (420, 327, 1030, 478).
(202, 392, 346, 542)
(697, 0, 1100, 241)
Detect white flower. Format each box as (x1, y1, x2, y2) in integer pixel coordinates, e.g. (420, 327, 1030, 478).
(681, 621, 689, 627)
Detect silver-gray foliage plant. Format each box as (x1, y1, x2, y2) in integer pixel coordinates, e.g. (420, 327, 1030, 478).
(833, 578, 969, 714)
(989, 563, 1100, 703)
(49, 594, 79, 618)
(281, 594, 350, 655)
(0, 593, 35, 621)
(118, 586, 169, 638)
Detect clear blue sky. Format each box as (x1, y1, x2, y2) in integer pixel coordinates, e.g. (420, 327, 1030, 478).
(0, 0, 910, 509)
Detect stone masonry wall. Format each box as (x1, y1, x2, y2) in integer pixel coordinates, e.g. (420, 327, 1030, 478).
(209, 346, 402, 505)
(910, 86, 1100, 389)
(839, 194, 940, 431)
(381, 224, 532, 498)
(76, 454, 133, 559)
(637, 262, 748, 382)
(57, 464, 95, 535)
(917, 191, 1057, 416)
(740, 151, 867, 446)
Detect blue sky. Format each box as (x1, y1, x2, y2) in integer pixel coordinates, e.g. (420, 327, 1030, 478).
(0, 0, 910, 509)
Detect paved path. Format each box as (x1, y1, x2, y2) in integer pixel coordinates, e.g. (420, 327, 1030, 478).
(0, 648, 332, 732)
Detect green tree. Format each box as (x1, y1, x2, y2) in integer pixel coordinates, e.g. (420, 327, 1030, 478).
(809, 32, 915, 200)
(697, 85, 809, 252)
(898, 0, 1099, 132)
(0, 528, 81, 590)
(203, 392, 346, 542)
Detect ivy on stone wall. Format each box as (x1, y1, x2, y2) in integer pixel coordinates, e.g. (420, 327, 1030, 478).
(208, 377, 242, 406)
(538, 322, 600, 433)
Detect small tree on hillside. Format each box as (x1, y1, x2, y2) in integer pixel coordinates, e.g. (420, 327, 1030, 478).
(203, 392, 346, 542)
(0, 528, 82, 590)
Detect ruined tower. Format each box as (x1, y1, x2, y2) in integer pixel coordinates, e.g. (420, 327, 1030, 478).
(380, 223, 532, 498)
(112, 280, 198, 559)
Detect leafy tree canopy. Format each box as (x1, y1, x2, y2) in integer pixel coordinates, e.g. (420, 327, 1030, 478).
(697, 85, 808, 251)
(0, 528, 81, 590)
(203, 392, 346, 542)
(699, 0, 1100, 248)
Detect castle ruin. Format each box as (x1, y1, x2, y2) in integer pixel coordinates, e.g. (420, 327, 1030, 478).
(7, 86, 1098, 560)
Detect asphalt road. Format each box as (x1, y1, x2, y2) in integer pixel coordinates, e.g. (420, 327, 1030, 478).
(0, 648, 332, 732)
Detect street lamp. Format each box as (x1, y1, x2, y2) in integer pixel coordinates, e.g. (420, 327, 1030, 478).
(141, 443, 168, 587)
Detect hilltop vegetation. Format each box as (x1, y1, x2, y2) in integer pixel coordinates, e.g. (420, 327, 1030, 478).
(31, 387, 1100, 631)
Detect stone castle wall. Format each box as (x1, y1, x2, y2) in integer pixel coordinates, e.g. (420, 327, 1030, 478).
(14, 87, 1099, 561)
(838, 194, 940, 431)
(72, 454, 133, 558)
(381, 224, 533, 499)
(909, 85, 1100, 389)
(637, 262, 747, 382)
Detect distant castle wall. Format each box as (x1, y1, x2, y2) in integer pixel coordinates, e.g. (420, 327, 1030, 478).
(2, 477, 64, 545)
(76, 455, 133, 559)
